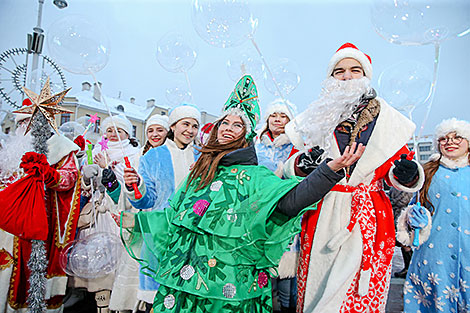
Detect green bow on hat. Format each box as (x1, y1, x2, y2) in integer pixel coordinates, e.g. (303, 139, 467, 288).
(223, 75, 260, 141)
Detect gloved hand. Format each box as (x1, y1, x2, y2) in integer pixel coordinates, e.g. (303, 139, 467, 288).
(101, 167, 119, 192)
(296, 146, 325, 175)
(82, 164, 99, 185)
(407, 204, 429, 229)
(73, 135, 85, 151)
(393, 154, 418, 184)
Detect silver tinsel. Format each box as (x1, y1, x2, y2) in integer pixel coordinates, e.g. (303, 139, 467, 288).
(27, 111, 51, 313)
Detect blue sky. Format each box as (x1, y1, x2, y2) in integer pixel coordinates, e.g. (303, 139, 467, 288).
(0, 0, 469, 135)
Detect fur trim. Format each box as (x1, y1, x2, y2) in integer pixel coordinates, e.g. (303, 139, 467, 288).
(388, 159, 425, 193)
(264, 98, 296, 121)
(277, 251, 299, 279)
(440, 153, 469, 169)
(434, 117, 470, 148)
(168, 103, 201, 126)
(357, 269, 372, 296)
(396, 205, 432, 247)
(102, 113, 133, 135)
(284, 120, 305, 149)
(47, 134, 80, 165)
(327, 228, 352, 251)
(145, 114, 169, 132)
(260, 133, 292, 148)
(223, 107, 252, 136)
(327, 44, 373, 79)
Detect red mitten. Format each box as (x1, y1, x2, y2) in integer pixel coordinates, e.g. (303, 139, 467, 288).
(73, 135, 86, 151)
(43, 164, 60, 187)
(20, 152, 48, 175)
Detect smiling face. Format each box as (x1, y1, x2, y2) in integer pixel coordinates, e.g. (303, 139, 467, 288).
(146, 124, 168, 147)
(171, 118, 199, 148)
(439, 132, 469, 160)
(267, 112, 290, 138)
(106, 127, 129, 142)
(332, 58, 365, 81)
(216, 115, 245, 145)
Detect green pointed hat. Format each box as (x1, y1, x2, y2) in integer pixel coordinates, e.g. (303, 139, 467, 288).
(223, 75, 260, 141)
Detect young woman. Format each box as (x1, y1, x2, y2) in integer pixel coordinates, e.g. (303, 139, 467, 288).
(123, 103, 201, 311)
(399, 118, 470, 312)
(255, 99, 299, 312)
(104, 114, 169, 312)
(122, 75, 365, 312)
(75, 113, 140, 313)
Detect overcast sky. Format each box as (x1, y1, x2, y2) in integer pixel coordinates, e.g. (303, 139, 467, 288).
(0, 0, 469, 135)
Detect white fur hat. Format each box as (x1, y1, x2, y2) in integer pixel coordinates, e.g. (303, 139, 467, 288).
(145, 114, 169, 133)
(101, 113, 133, 135)
(434, 117, 470, 148)
(168, 103, 201, 127)
(327, 43, 373, 79)
(264, 98, 296, 122)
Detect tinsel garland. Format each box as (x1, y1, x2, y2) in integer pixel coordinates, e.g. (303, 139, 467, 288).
(27, 111, 51, 313)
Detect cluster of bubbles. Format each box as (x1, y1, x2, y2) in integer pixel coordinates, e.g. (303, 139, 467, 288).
(372, 0, 470, 113)
(59, 232, 122, 279)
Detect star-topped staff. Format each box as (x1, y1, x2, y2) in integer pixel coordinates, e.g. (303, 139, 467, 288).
(12, 77, 73, 313)
(13, 77, 73, 134)
(97, 136, 109, 167)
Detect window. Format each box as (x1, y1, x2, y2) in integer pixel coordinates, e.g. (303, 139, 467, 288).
(420, 154, 429, 161)
(60, 113, 71, 125)
(95, 119, 100, 133)
(132, 125, 137, 138)
(419, 145, 431, 152)
(161, 111, 166, 115)
(5, 127, 10, 134)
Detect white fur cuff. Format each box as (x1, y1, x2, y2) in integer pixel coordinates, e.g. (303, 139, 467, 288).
(357, 269, 371, 296)
(388, 160, 425, 193)
(396, 204, 432, 247)
(277, 251, 299, 279)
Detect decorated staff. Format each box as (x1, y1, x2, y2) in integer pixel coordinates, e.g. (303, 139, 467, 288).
(0, 78, 80, 313)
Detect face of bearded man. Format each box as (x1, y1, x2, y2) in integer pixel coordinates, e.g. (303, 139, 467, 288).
(295, 76, 372, 150)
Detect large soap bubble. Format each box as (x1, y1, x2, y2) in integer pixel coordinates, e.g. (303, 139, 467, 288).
(59, 232, 122, 279)
(378, 60, 432, 112)
(192, 0, 257, 48)
(47, 15, 110, 74)
(227, 47, 264, 82)
(263, 58, 300, 97)
(371, 0, 470, 45)
(59, 121, 85, 140)
(157, 32, 197, 73)
(166, 80, 192, 105)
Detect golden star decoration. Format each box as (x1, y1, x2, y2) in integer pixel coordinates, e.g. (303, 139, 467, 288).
(13, 77, 73, 134)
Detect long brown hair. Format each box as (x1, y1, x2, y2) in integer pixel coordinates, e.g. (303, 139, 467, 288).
(419, 158, 440, 214)
(186, 118, 248, 191)
(419, 145, 470, 214)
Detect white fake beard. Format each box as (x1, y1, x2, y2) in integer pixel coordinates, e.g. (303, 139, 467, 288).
(0, 130, 33, 178)
(297, 76, 371, 150)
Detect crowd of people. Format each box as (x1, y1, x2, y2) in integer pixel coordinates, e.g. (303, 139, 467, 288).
(0, 42, 468, 313)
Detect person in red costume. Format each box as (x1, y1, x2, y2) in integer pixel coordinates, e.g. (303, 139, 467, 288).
(284, 43, 425, 313)
(0, 106, 82, 313)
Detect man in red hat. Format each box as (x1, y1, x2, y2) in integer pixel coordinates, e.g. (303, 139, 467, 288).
(284, 43, 424, 312)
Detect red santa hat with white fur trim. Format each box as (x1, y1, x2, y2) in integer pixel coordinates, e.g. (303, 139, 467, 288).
(326, 43, 373, 79)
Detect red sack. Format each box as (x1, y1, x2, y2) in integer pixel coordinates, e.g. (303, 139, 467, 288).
(0, 172, 48, 240)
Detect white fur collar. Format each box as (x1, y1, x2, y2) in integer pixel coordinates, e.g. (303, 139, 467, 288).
(47, 134, 79, 165)
(439, 153, 469, 169)
(260, 133, 291, 148)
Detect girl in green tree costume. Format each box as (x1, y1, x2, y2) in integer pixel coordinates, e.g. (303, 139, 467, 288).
(122, 75, 365, 312)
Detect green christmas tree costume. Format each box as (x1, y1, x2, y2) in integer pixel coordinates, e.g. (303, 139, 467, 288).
(125, 163, 306, 312)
